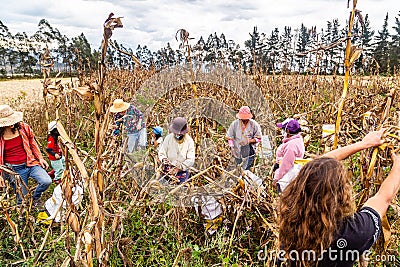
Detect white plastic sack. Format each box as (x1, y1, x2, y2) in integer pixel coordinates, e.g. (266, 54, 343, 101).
(322, 124, 335, 141)
(277, 164, 303, 192)
(192, 195, 222, 221)
(242, 170, 263, 187)
(138, 127, 147, 147)
(45, 183, 84, 222)
(261, 135, 273, 159)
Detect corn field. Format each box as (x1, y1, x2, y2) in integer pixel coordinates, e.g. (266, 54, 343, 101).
(1, 11, 400, 267)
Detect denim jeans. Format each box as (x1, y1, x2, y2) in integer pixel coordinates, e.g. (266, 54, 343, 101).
(127, 132, 140, 153)
(235, 155, 255, 170)
(6, 163, 52, 203)
(127, 128, 147, 153)
(176, 170, 189, 184)
(50, 157, 65, 181)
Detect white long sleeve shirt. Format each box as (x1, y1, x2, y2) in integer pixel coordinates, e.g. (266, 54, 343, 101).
(158, 133, 195, 171)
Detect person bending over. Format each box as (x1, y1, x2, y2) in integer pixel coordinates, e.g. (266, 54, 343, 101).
(158, 117, 195, 184)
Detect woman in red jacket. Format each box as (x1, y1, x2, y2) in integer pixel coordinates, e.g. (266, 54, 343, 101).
(0, 105, 51, 206)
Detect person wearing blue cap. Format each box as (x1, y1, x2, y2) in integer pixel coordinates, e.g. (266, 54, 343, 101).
(151, 126, 163, 148)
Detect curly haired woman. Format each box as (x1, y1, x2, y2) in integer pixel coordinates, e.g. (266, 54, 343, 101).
(279, 129, 400, 266)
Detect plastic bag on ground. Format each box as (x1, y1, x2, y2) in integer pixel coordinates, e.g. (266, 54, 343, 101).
(44, 183, 83, 222)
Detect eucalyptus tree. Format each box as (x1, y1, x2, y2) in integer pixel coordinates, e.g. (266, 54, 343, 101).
(135, 44, 153, 69)
(374, 13, 391, 74)
(390, 11, 400, 72)
(357, 14, 375, 73)
(244, 26, 266, 73)
(191, 36, 206, 66)
(265, 28, 280, 73)
(0, 20, 12, 75)
(69, 33, 95, 73)
(14, 32, 37, 76)
(331, 19, 345, 74)
(279, 26, 294, 73)
(295, 23, 310, 73)
(204, 33, 220, 63)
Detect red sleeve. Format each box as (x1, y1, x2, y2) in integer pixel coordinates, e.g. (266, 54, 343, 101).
(47, 135, 55, 150)
(22, 123, 44, 161)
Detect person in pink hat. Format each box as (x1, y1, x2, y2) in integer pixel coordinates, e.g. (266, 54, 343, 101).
(226, 106, 262, 170)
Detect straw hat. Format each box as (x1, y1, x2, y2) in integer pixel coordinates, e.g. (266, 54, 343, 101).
(0, 105, 23, 127)
(236, 106, 253, 120)
(110, 99, 130, 113)
(169, 117, 188, 134)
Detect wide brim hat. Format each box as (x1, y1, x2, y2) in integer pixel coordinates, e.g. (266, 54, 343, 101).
(0, 105, 23, 127)
(169, 117, 189, 134)
(236, 106, 253, 120)
(110, 99, 130, 113)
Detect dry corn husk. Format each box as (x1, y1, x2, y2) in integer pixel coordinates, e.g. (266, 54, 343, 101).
(73, 86, 94, 101)
(4, 211, 19, 243)
(133, 162, 144, 168)
(89, 180, 100, 218)
(45, 85, 60, 96)
(83, 231, 93, 253)
(68, 212, 80, 234)
(93, 93, 102, 116)
(62, 180, 73, 203)
(349, 46, 362, 66)
(381, 215, 391, 249)
(95, 170, 104, 194)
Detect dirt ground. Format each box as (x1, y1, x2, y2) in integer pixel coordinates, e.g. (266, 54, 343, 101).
(0, 78, 73, 103)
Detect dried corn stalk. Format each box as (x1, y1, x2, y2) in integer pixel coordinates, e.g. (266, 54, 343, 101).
(333, 0, 359, 149)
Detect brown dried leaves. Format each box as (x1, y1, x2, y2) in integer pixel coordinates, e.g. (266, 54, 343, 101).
(103, 14, 123, 40)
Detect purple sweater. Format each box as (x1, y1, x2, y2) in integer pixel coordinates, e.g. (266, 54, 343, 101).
(274, 134, 305, 181)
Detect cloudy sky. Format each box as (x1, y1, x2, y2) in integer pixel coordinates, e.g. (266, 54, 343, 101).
(1, 0, 399, 51)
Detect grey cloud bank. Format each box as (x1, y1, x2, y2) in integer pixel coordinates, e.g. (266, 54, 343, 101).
(2, 0, 399, 51)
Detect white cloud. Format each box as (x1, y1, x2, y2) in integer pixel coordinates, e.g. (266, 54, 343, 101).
(1, 0, 398, 52)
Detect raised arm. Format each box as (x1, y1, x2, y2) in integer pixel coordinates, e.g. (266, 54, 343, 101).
(363, 152, 400, 219)
(323, 129, 385, 160)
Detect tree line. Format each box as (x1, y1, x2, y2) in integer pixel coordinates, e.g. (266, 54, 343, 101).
(0, 19, 98, 78)
(1, 11, 400, 77)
